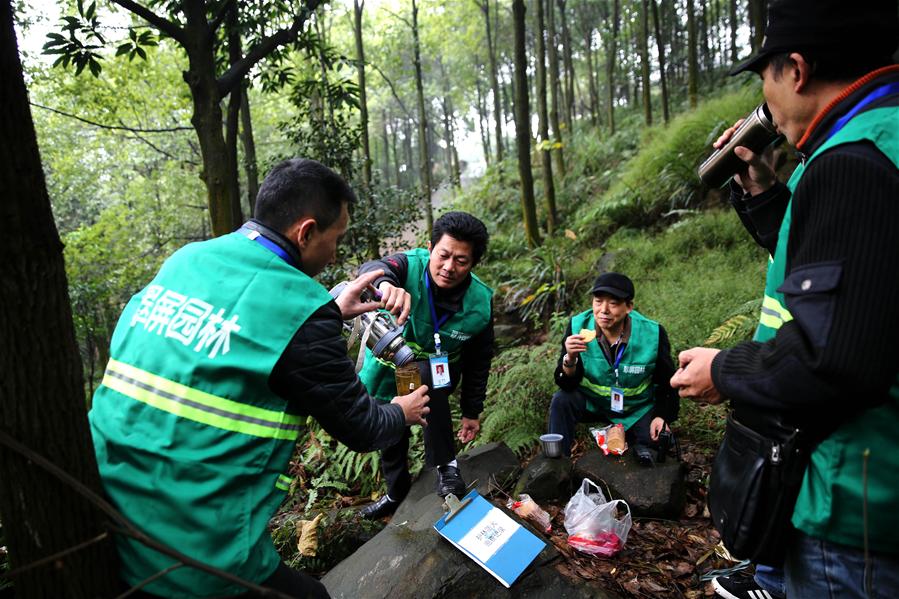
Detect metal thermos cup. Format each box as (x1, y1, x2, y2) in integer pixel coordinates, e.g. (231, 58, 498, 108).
(697, 103, 782, 188)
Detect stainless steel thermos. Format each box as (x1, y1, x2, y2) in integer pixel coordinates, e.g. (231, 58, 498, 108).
(329, 281, 415, 367)
(697, 103, 782, 188)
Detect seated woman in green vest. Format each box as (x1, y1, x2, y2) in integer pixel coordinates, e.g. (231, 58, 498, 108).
(549, 272, 679, 464)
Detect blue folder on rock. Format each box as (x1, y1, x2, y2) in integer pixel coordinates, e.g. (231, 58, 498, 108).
(433, 489, 545, 588)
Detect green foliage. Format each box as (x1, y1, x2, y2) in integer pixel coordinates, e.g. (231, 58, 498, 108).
(473, 210, 766, 456)
(603, 211, 766, 353)
(43, 0, 106, 76)
(704, 299, 762, 347)
(271, 508, 385, 576)
(115, 28, 158, 62)
(476, 343, 559, 455)
(290, 418, 426, 511)
(573, 86, 763, 239)
(487, 238, 575, 328)
(451, 158, 520, 231)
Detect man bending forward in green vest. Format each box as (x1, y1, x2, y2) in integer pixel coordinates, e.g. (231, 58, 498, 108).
(357, 211, 495, 519)
(549, 272, 679, 463)
(89, 158, 430, 598)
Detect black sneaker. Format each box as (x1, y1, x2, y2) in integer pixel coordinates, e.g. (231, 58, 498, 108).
(359, 495, 399, 520)
(712, 573, 782, 599)
(435, 465, 467, 498)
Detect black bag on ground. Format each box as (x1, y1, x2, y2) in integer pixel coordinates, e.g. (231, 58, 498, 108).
(708, 411, 811, 565)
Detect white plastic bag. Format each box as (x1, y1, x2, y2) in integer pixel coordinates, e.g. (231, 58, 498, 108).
(563, 478, 632, 556)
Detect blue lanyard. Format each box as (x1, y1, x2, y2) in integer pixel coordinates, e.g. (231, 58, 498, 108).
(238, 226, 297, 268)
(825, 81, 899, 141)
(612, 341, 626, 383)
(424, 269, 452, 335)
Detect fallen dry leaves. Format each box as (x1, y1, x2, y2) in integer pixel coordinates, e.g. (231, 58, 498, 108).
(511, 438, 736, 598)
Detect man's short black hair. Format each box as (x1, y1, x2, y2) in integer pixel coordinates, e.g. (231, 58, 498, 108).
(431, 211, 490, 265)
(254, 158, 357, 235)
(766, 51, 894, 83)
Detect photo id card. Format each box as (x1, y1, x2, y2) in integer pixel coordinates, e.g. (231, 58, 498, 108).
(429, 353, 451, 388)
(610, 386, 625, 413)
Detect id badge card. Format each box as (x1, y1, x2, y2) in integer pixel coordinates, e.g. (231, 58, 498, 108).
(610, 387, 625, 413)
(429, 353, 451, 389)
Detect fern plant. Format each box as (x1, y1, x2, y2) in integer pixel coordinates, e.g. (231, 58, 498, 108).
(704, 298, 762, 347)
(477, 343, 559, 455)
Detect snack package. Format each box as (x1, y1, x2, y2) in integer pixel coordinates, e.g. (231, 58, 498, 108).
(590, 424, 628, 456)
(507, 494, 552, 532)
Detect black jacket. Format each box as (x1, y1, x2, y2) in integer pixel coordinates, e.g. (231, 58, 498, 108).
(240, 220, 406, 452)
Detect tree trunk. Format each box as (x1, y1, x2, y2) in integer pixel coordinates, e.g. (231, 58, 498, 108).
(354, 0, 372, 192)
(535, 0, 557, 234)
(512, 0, 541, 248)
(381, 111, 392, 184)
(0, 2, 118, 594)
(750, 0, 766, 52)
(475, 73, 492, 165)
(225, 3, 244, 227)
(545, 0, 565, 176)
(179, 4, 238, 237)
(639, 0, 652, 125)
(478, 0, 504, 164)
(606, 0, 621, 133)
(583, 25, 598, 127)
(411, 0, 433, 234)
(729, 0, 738, 62)
(403, 117, 415, 188)
(239, 85, 259, 216)
(556, 0, 575, 134)
(687, 0, 698, 108)
(651, 0, 670, 124)
(391, 116, 402, 187)
(354, 0, 378, 258)
(440, 94, 456, 190)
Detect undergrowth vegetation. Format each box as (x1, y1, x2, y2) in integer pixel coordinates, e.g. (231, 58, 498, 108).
(457, 85, 768, 457)
(272, 85, 774, 558)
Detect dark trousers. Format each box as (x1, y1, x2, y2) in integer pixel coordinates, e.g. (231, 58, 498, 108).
(381, 385, 455, 500)
(548, 388, 654, 456)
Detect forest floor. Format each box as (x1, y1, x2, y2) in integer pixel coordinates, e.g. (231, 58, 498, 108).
(512, 438, 742, 598)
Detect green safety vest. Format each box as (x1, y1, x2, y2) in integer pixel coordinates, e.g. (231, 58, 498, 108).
(754, 103, 899, 553)
(89, 232, 333, 596)
(358, 248, 493, 403)
(572, 309, 659, 430)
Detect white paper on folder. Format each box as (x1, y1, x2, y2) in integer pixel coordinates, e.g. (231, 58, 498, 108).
(456, 507, 517, 563)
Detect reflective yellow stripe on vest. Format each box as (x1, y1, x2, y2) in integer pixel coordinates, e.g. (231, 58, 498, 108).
(101, 359, 302, 440)
(275, 474, 293, 491)
(580, 376, 652, 398)
(759, 294, 794, 330)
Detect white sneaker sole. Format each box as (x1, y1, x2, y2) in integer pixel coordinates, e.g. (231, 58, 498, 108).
(712, 578, 773, 599)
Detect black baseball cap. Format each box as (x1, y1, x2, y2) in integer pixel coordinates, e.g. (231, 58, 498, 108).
(591, 272, 634, 301)
(730, 0, 899, 76)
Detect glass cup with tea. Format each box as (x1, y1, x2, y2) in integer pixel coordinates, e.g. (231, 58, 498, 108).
(395, 362, 421, 395)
